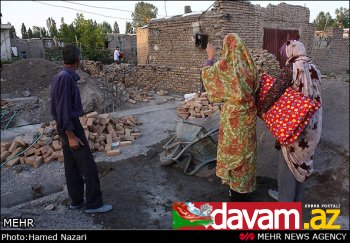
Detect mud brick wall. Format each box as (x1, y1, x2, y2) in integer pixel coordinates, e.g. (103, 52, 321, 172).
(312, 28, 350, 74)
(216, 1, 261, 49)
(133, 65, 202, 93)
(145, 13, 221, 67)
(257, 2, 315, 55)
(136, 28, 149, 65)
(135, 1, 316, 93)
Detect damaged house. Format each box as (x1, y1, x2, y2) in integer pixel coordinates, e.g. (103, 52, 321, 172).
(135, 0, 348, 93)
(134, 1, 315, 93)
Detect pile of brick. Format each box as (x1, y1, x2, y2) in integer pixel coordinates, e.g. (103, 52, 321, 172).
(81, 61, 136, 83)
(249, 48, 282, 78)
(1, 122, 64, 168)
(80, 112, 141, 156)
(81, 61, 152, 105)
(1, 99, 13, 109)
(126, 87, 154, 104)
(81, 61, 104, 78)
(1, 112, 141, 168)
(176, 92, 221, 119)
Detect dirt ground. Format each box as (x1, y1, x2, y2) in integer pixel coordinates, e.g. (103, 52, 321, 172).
(1, 69, 349, 230)
(1, 59, 107, 126)
(93, 141, 279, 229)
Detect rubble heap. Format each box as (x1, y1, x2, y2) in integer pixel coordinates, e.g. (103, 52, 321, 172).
(0, 58, 61, 97)
(126, 87, 154, 104)
(1, 112, 141, 168)
(177, 92, 222, 119)
(82, 61, 153, 104)
(249, 48, 282, 78)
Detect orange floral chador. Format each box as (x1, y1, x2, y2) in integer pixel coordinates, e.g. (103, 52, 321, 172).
(201, 33, 258, 193)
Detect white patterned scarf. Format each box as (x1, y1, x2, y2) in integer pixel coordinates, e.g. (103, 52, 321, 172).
(282, 40, 323, 182)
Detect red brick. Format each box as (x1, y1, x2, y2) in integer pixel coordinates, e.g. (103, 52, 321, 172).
(106, 149, 120, 156)
(1, 151, 11, 162)
(8, 142, 19, 153)
(105, 134, 112, 145)
(44, 156, 54, 164)
(24, 148, 36, 157)
(5, 157, 20, 167)
(52, 140, 62, 151)
(33, 156, 43, 168)
(119, 141, 132, 147)
(86, 111, 98, 118)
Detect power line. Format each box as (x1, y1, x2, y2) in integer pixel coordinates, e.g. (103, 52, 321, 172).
(62, 1, 133, 13)
(63, 0, 166, 18)
(32, 1, 133, 21)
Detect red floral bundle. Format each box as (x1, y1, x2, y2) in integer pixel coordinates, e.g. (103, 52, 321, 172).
(257, 74, 321, 145)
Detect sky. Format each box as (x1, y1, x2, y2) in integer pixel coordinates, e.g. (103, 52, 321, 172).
(1, 1, 349, 38)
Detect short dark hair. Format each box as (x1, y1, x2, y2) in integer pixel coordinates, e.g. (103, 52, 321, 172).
(63, 44, 81, 65)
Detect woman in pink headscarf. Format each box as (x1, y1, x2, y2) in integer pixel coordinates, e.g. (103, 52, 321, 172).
(260, 40, 322, 202)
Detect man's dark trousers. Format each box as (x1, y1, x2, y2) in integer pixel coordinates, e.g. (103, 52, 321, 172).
(58, 118, 103, 209)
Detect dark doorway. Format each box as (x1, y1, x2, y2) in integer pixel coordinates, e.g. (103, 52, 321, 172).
(263, 28, 299, 67)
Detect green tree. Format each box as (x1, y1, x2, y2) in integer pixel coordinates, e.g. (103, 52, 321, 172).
(113, 21, 120, 33)
(131, 2, 158, 31)
(99, 21, 112, 35)
(40, 27, 48, 38)
(32, 26, 41, 38)
(28, 28, 33, 39)
(314, 11, 336, 31)
(7, 23, 16, 38)
(21, 23, 28, 39)
(56, 14, 112, 63)
(335, 7, 349, 28)
(58, 17, 76, 44)
(47, 17, 58, 37)
(125, 21, 134, 34)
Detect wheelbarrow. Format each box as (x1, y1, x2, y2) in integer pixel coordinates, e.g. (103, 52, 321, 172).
(160, 111, 220, 175)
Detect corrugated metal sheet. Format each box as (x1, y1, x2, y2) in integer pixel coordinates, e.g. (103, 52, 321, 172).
(263, 28, 299, 67)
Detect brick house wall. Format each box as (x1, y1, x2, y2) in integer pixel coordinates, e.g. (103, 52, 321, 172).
(257, 2, 314, 55)
(136, 28, 150, 65)
(312, 28, 349, 74)
(134, 1, 317, 93)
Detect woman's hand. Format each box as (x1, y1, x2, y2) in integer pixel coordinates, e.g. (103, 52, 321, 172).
(206, 43, 216, 61)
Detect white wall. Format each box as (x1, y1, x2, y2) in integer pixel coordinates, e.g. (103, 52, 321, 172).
(1, 30, 12, 61)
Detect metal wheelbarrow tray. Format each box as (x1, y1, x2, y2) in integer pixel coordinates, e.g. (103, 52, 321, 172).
(160, 111, 220, 175)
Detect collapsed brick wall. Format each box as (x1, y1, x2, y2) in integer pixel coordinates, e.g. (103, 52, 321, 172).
(131, 65, 202, 93)
(312, 28, 349, 74)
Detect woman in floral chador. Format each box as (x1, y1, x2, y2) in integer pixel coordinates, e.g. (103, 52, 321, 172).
(202, 33, 259, 201)
(261, 40, 322, 202)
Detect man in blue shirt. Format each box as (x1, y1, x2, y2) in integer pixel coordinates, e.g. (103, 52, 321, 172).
(51, 44, 112, 214)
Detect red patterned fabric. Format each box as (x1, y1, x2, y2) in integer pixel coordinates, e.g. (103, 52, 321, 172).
(257, 74, 321, 145)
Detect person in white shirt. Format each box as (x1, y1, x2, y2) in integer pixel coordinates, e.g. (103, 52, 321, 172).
(114, 47, 120, 64)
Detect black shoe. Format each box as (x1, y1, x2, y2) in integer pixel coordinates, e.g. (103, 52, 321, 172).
(229, 189, 251, 202)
